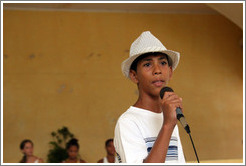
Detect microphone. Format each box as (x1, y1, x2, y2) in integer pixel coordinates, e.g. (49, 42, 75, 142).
(160, 87, 200, 163)
(160, 87, 190, 134)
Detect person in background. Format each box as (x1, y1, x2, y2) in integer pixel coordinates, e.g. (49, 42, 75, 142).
(97, 138, 119, 163)
(63, 138, 86, 163)
(19, 139, 44, 163)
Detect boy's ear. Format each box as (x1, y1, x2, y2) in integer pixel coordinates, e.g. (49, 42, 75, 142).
(168, 66, 173, 80)
(129, 70, 139, 84)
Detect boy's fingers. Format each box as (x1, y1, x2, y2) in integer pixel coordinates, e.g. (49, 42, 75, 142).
(163, 92, 175, 100)
(165, 94, 181, 102)
(162, 92, 183, 110)
(168, 101, 182, 109)
(164, 96, 183, 109)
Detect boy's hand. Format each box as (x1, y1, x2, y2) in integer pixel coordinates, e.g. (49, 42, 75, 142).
(161, 92, 183, 129)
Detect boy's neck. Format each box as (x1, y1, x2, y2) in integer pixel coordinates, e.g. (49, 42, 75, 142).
(133, 93, 162, 113)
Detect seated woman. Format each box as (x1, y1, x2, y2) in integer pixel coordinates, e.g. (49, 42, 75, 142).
(63, 138, 86, 163)
(19, 139, 44, 163)
(97, 138, 119, 163)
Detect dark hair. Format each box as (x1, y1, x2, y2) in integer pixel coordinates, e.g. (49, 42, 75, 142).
(66, 138, 79, 150)
(19, 139, 33, 163)
(105, 138, 113, 147)
(130, 52, 172, 72)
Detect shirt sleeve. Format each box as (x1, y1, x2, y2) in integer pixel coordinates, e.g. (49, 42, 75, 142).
(114, 116, 148, 163)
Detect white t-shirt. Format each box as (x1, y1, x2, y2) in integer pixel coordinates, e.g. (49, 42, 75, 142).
(114, 106, 186, 163)
(103, 156, 119, 163)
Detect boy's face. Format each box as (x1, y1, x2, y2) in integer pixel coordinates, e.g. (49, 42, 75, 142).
(129, 53, 173, 97)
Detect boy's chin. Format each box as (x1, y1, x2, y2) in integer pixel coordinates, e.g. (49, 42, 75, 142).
(155, 86, 165, 92)
(149, 88, 163, 98)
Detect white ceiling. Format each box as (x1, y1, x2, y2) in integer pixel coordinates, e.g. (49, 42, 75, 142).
(206, 3, 243, 29)
(2, 3, 219, 14)
(3, 3, 243, 29)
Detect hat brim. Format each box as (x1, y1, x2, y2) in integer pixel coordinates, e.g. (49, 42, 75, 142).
(121, 50, 180, 79)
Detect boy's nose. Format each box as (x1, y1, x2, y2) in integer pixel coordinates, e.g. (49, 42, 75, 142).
(153, 64, 162, 75)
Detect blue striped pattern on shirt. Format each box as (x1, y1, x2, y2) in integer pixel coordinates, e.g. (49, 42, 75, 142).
(144, 136, 178, 161)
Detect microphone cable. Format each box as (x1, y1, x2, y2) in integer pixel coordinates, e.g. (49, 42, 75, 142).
(187, 130, 199, 163)
(179, 120, 199, 163)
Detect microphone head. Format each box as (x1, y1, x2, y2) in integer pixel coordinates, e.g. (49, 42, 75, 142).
(160, 86, 174, 99)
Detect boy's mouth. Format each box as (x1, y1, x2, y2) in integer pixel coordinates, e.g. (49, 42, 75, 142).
(152, 80, 164, 87)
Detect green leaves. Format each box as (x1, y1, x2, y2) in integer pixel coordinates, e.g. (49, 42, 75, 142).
(47, 126, 74, 163)
(47, 146, 68, 163)
(51, 132, 56, 137)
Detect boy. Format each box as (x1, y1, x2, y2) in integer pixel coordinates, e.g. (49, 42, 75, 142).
(114, 31, 185, 163)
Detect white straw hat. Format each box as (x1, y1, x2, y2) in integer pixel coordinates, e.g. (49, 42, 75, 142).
(121, 31, 180, 78)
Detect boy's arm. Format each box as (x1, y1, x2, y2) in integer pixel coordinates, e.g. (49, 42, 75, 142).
(143, 124, 175, 162)
(144, 92, 182, 163)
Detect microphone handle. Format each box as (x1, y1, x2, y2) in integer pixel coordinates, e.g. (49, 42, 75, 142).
(160, 87, 190, 133)
(176, 107, 190, 134)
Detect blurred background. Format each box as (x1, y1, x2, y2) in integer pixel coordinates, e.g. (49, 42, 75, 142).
(3, 2, 243, 163)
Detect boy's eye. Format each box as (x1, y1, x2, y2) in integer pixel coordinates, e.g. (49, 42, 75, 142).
(143, 63, 151, 67)
(161, 61, 167, 65)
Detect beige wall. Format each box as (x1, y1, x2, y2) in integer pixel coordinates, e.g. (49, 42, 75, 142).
(3, 9, 243, 163)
